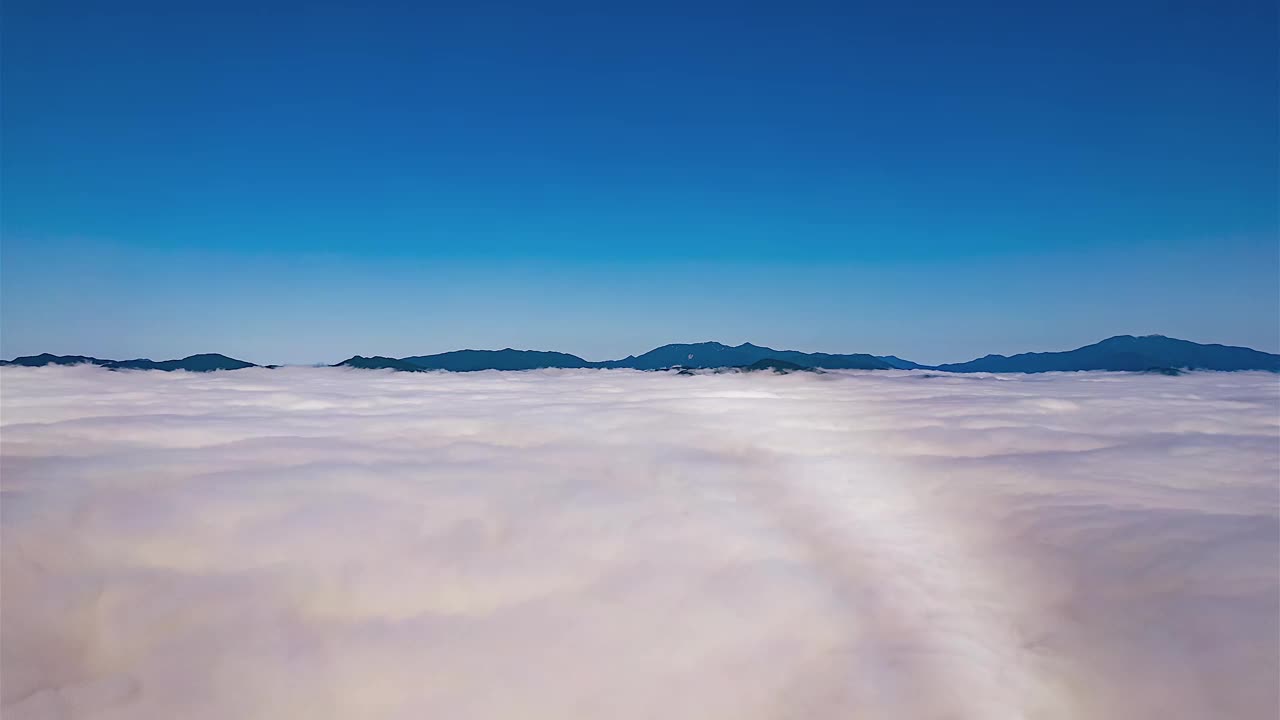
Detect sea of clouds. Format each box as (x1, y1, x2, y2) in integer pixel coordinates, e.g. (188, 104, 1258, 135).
(1, 365, 1277, 719)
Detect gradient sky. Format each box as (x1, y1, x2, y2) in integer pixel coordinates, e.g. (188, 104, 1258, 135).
(3, 0, 1277, 365)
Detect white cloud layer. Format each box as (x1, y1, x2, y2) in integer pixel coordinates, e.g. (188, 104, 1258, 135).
(2, 366, 1277, 719)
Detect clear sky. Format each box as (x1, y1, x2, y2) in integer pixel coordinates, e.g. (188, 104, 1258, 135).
(3, 0, 1277, 365)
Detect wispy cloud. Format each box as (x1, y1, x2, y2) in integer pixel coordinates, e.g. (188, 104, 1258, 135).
(2, 367, 1277, 719)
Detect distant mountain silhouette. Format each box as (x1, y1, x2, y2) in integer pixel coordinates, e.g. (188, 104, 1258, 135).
(108, 354, 256, 372)
(2, 353, 113, 367)
(597, 342, 892, 370)
(675, 358, 818, 375)
(333, 356, 426, 372)
(6, 335, 1278, 373)
(933, 335, 1280, 373)
(876, 355, 928, 370)
(1, 353, 254, 371)
(403, 349, 590, 371)
(741, 358, 815, 373)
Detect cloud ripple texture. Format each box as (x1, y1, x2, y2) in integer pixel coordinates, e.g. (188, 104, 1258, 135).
(2, 366, 1277, 719)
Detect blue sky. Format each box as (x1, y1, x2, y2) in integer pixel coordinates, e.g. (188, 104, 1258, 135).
(3, 0, 1277, 365)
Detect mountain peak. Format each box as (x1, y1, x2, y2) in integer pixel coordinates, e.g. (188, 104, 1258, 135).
(937, 336, 1279, 373)
(334, 356, 424, 372)
(400, 348, 590, 371)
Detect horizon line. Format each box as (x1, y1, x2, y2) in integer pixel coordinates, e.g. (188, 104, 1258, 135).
(5, 333, 1278, 369)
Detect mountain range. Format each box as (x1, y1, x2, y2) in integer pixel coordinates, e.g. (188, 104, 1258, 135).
(0, 353, 256, 372)
(933, 334, 1280, 373)
(402, 349, 592, 371)
(4, 336, 1278, 374)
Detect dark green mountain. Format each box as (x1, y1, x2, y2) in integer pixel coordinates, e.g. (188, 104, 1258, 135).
(598, 342, 892, 370)
(3, 353, 112, 367)
(877, 355, 928, 370)
(7, 336, 1278, 374)
(402, 349, 589, 371)
(106, 354, 256, 371)
(333, 356, 426, 372)
(1, 353, 255, 371)
(741, 358, 815, 373)
(934, 335, 1280, 373)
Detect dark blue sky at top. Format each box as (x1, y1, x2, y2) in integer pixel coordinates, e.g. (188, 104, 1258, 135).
(2, 0, 1277, 364)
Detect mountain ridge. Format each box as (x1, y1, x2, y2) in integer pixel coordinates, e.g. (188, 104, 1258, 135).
(5, 336, 1278, 373)
(0, 353, 256, 372)
(403, 348, 591, 371)
(933, 335, 1280, 373)
(592, 341, 892, 370)
(333, 356, 426, 372)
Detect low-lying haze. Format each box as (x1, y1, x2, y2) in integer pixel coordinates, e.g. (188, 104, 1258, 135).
(2, 366, 1277, 719)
